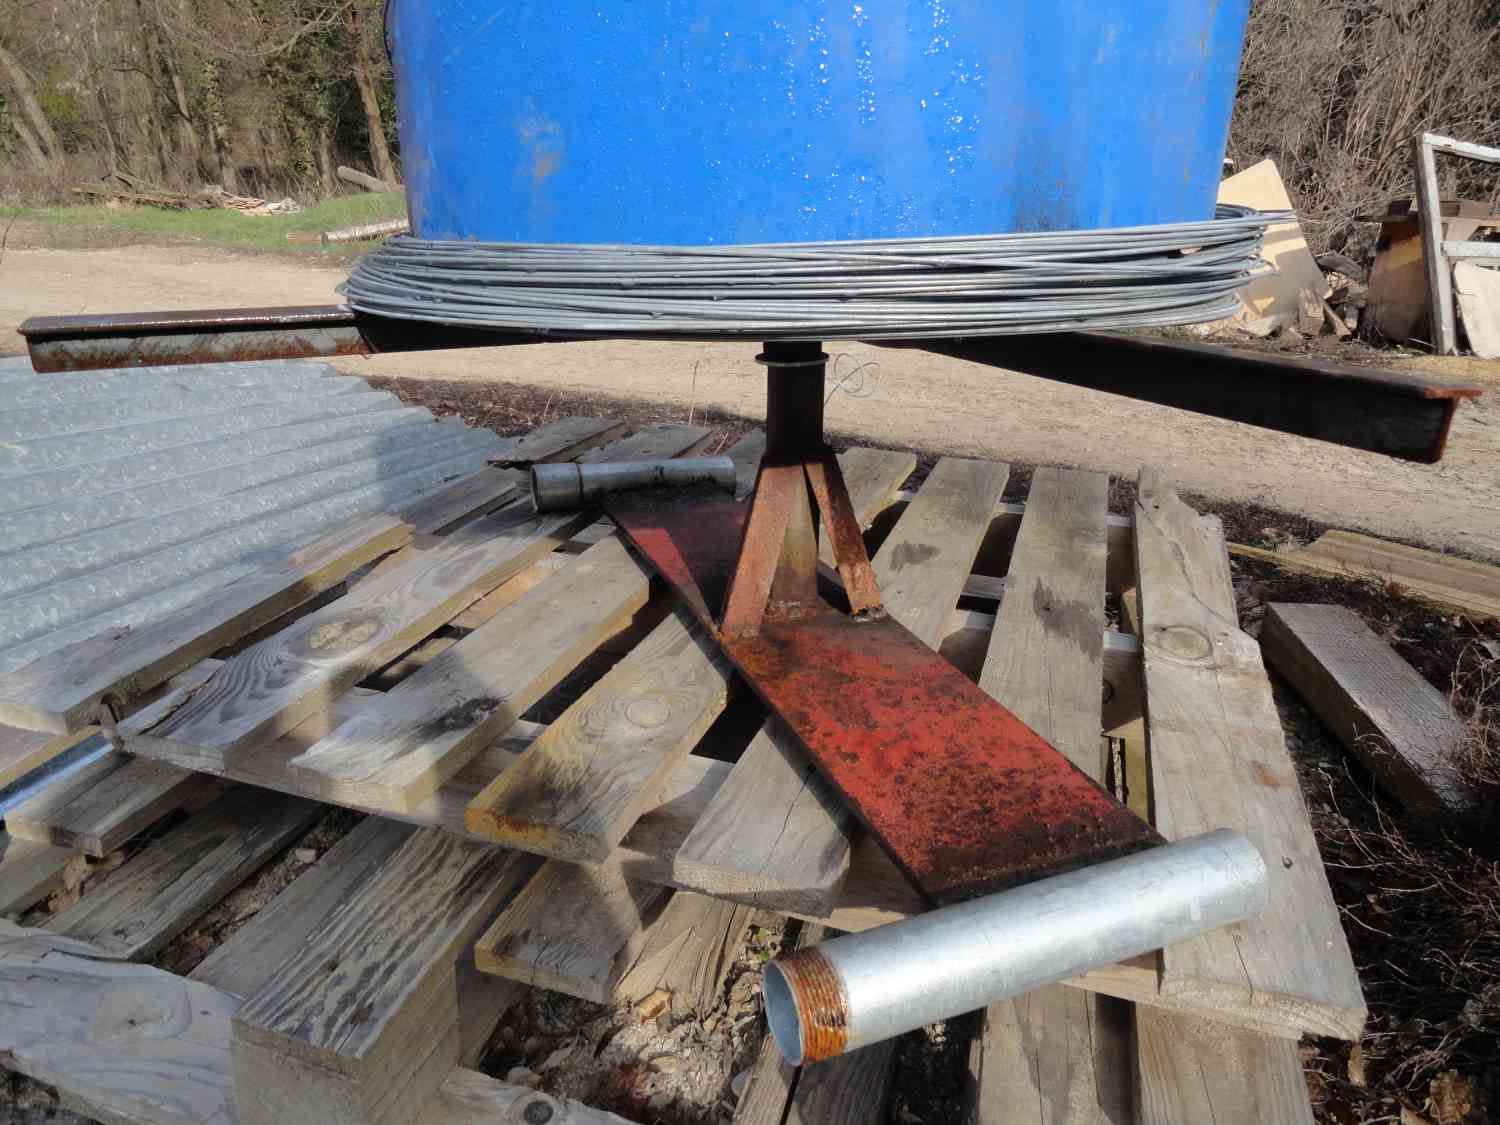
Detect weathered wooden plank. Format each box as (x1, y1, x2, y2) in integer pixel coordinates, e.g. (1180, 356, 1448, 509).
(1229, 529, 1500, 620)
(784, 1041, 897, 1125)
(967, 467, 1134, 1125)
(0, 832, 77, 915)
(980, 467, 1109, 775)
(191, 816, 415, 998)
(611, 889, 755, 1013)
(3, 662, 227, 856)
(132, 502, 592, 769)
(1134, 469, 1365, 1040)
(45, 786, 321, 960)
(462, 432, 777, 858)
(1134, 1009, 1314, 1125)
(0, 724, 96, 789)
(233, 827, 539, 1125)
(422, 1068, 639, 1125)
(135, 426, 712, 770)
(445, 555, 570, 635)
(402, 468, 521, 536)
(672, 455, 1003, 916)
(0, 515, 411, 736)
(0, 920, 242, 1125)
(489, 416, 628, 468)
(290, 534, 653, 812)
(1260, 602, 1474, 819)
(465, 605, 732, 859)
(473, 858, 669, 1003)
(966, 987, 1133, 1125)
(0, 920, 567, 1125)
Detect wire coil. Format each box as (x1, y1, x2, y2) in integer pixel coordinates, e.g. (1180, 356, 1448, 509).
(340, 206, 1282, 340)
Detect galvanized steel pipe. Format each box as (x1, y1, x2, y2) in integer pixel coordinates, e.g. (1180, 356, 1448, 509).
(530, 457, 737, 511)
(763, 830, 1267, 1063)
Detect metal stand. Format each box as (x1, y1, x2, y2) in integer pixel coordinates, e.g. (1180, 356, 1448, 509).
(605, 341, 1164, 906)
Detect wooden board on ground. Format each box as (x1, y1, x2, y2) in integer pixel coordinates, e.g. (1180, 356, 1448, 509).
(289, 534, 653, 812)
(671, 454, 1000, 917)
(1259, 602, 1475, 821)
(0, 919, 244, 1125)
(1134, 469, 1366, 1040)
(0, 514, 411, 735)
(1230, 529, 1500, 621)
(44, 786, 321, 960)
(232, 827, 540, 1125)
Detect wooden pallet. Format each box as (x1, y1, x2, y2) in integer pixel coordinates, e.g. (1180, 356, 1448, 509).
(0, 417, 1362, 1125)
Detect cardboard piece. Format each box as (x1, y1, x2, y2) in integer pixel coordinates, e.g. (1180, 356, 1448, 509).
(1217, 160, 1329, 333)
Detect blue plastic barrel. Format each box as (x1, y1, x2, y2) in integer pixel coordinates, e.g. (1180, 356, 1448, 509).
(389, 1, 1250, 245)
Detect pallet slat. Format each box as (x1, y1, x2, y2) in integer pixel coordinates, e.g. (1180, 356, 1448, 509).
(473, 858, 669, 1003)
(44, 786, 321, 960)
(462, 431, 770, 858)
(290, 534, 653, 812)
(0, 515, 411, 735)
(966, 467, 1134, 1125)
(1134, 469, 1366, 1041)
(231, 827, 539, 1125)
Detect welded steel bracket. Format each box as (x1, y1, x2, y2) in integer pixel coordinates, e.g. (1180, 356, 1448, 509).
(605, 340, 1164, 906)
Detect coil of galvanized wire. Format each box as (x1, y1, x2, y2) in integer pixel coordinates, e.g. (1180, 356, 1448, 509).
(339, 205, 1282, 340)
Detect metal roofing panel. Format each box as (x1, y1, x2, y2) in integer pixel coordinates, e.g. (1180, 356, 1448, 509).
(0, 357, 504, 675)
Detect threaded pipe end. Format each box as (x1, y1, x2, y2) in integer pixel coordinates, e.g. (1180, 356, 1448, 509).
(763, 947, 850, 1064)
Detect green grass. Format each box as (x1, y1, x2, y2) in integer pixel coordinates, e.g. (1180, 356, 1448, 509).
(0, 191, 407, 257)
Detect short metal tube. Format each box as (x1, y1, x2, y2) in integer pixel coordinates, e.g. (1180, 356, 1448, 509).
(530, 457, 737, 511)
(763, 829, 1267, 1064)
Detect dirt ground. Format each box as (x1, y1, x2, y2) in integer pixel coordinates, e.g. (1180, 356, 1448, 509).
(4, 235, 1500, 561)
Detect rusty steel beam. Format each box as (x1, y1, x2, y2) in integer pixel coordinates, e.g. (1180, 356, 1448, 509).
(18, 306, 548, 372)
(896, 331, 1483, 464)
(20, 308, 1481, 465)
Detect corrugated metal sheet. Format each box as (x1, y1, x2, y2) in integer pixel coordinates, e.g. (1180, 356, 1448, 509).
(0, 355, 503, 677)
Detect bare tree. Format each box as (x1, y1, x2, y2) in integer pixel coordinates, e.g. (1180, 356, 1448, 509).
(0, 34, 61, 161)
(341, 0, 396, 185)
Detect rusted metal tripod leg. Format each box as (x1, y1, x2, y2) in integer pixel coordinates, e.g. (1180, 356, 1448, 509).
(804, 450, 883, 616)
(721, 341, 832, 636)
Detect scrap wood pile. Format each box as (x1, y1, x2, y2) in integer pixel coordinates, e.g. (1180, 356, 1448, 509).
(1211, 135, 1500, 356)
(0, 363, 1373, 1124)
(70, 174, 303, 215)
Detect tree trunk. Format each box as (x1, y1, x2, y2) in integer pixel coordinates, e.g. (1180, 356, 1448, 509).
(316, 123, 335, 196)
(343, 2, 398, 187)
(166, 56, 198, 155)
(8, 113, 49, 169)
(134, 0, 171, 181)
(0, 37, 61, 159)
